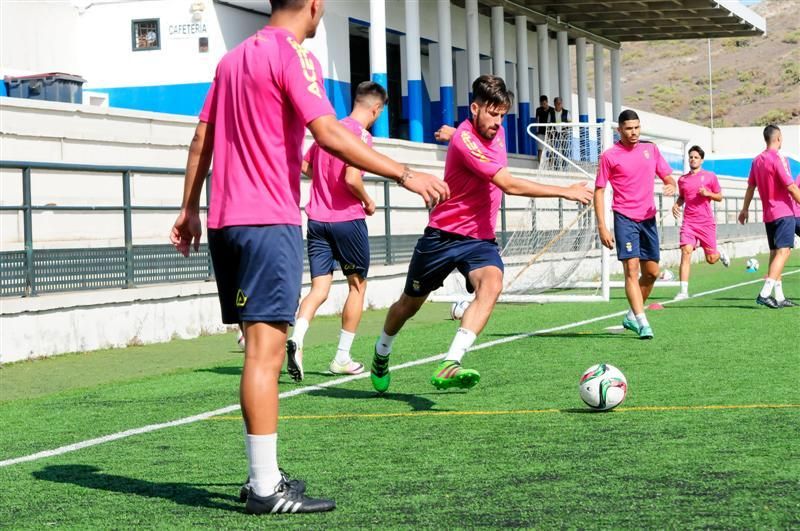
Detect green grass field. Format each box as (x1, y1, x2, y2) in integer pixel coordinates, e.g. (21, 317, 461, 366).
(1, 254, 799, 528)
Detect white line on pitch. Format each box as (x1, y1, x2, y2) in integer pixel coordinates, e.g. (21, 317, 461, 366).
(1, 270, 797, 468)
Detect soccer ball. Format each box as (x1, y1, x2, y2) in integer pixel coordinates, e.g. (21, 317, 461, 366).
(579, 363, 628, 411)
(659, 269, 674, 281)
(746, 258, 759, 272)
(237, 330, 245, 351)
(450, 300, 470, 320)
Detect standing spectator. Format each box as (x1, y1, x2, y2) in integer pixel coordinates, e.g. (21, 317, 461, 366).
(534, 95, 555, 161)
(552, 96, 571, 168)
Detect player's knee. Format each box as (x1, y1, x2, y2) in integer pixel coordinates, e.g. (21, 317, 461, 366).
(706, 254, 718, 264)
(681, 247, 693, 256)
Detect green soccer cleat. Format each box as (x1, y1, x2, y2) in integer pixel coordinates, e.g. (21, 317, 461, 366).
(370, 349, 391, 394)
(622, 315, 640, 334)
(430, 360, 480, 390)
(638, 325, 654, 340)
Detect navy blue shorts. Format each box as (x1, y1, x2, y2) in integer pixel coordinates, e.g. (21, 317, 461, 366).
(613, 212, 660, 262)
(795, 216, 800, 238)
(764, 216, 796, 250)
(404, 227, 504, 297)
(208, 225, 303, 325)
(307, 219, 370, 279)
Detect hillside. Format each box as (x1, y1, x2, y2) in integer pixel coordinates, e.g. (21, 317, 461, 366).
(585, 0, 800, 127)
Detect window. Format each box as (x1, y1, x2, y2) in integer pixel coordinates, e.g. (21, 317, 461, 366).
(132, 19, 160, 51)
(199, 37, 209, 53)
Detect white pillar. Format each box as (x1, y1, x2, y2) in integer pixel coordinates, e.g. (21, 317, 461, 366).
(369, 0, 389, 137)
(576, 37, 589, 160)
(557, 30, 570, 105)
(405, 0, 423, 141)
(437, 0, 454, 128)
(593, 43, 605, 123)
(491, 6, 505, 78)
(536, 23, 550, 100)
(611, 47, 621, 123)
(455, 49, 469, 122)
(516, 15, 531, 155)
(465, 0, 480, 93)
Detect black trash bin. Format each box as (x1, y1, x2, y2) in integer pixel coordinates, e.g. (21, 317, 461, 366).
(4, 73, 86, 104)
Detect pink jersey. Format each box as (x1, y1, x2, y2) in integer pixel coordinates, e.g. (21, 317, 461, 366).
(303, 117, 372, 222)
(795, 174, 800, 216)
(595, 141, 674, 222)
(747, 149, 795, 222)
(428, 119, 506, 240)
(199, 26, 335, 229)
(678, 169, 721, 225)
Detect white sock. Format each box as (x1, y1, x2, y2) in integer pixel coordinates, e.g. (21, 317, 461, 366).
(375, 330, 395, 356)
(246, 433, 282, 496)
(635, 313, 650, 328)
(626, 309, 635, 321)
(291, 317, 310, 348)
(444, 328, 477, 363)
(334, 329, 356, 365)
(774, 280, 785, 302)
(679, 281, 688, 295)
(760, 278, 776, 299)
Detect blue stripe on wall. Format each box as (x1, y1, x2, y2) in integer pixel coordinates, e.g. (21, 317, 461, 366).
(457, 105, 469, 124)
(440, 85, 454, 128)
(324, 78, 351, 120)
(505, 115, 517, 153)
(517, 102, 531, 155)
(371, 72, 389, 138)
(89, 82, 212, 115)
(579, 114, 590, 161)
(704, 157, 800, 179)
(408, 79, 424, 142)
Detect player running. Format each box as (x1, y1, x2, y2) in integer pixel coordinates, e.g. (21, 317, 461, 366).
(286, 81, 387, 380)
(594, 109, 677, 339)
(170, 0, 449, 516)
(738, 125, 800, 308)
(671, 145, 729, 300)
(370, 75, 592, 394)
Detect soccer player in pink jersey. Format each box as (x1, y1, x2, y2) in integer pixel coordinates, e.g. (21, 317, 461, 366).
(169, 0, 449, 515)
(369, 75, 592, 393)
(671, 145, 730, 300)
(286, 82, 387, 380)
(738, 125, 800, 308)
(594, 110, 677, 339)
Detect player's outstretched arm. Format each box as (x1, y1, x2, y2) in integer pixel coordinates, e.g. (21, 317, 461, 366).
(671, 196, 685, 219)
(738, 185, 756, 224)
(171, 120, 214, 257)
(344, 166, 376, 215)
(593, 187, 614, 249)
(490, 168, 593, 204)
(301, 160, 313, 178)
(787, 183, 800, 205)
(307, 115, 449, 208)
(435, 125, 456, 143)
(661, 175, 677, 197)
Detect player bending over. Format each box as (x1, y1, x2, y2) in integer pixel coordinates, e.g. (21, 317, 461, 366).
(671, 145, 729, 300)
(170, 0, 449, 516)
(594, 110, 676, 339)
(286, 81, 387, 380)
(738, 125, 800, 308)
(369, 75, 592, 394)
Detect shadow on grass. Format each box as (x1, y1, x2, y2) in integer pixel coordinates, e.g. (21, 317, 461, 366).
(307, 386, 442, 412)
(33, 465, 241, 512)
(535, 332, 639, 340)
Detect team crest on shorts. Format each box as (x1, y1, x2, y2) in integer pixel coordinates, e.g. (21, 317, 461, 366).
(235, 289, 248, 307)
(343, 263, 355, 271)
(625, 241, 633, 252)
(412, 280, 421, 292)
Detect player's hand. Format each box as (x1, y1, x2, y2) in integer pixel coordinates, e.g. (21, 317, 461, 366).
(663, 183, 676, 196)
(598, 227, 614, 250)
(698, 186, 710, 197)
(671, 203, 682, 220)
(737, 210, 748, 225)
(402, 170, 450, 209)
(434, 125, 456, 143)
(170, 208, 202, 257)
(565, 181, 593, 205)
(364, 198, 376, 216)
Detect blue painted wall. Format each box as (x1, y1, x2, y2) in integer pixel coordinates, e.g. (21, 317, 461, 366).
(88, 82, 211, 115)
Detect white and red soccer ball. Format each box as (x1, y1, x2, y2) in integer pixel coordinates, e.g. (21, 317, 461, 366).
(579, 363, 628, 411)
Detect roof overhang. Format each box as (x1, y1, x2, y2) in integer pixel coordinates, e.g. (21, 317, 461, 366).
(214, 0, 270, 16)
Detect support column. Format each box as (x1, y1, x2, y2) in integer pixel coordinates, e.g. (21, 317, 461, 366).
(594, 43, 606, 159)
(437, 0, 454, 128)
(556, 30, 570, 104)
(369, 0, 389, 137)
(505, 62, 517, 153)
(611, 47, 621, 123)
(404, 0, 423, 142)
(455, 50, 469, 122)
(491, 6, 505, 77)
(576, 37, 589, 160)
(465, 0, 480, 99)
(536, 24, 549, 100)
(516, 15, 531, 155)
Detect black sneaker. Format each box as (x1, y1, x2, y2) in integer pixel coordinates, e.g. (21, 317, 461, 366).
(239, 470, 305, 502)
(778, 298, 798, 308)
(756, 295, 781, 309)
(245, 478, 335, 515)
(286, 339, 304, 382)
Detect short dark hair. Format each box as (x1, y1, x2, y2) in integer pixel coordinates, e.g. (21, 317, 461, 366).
(539, 95, 548, 103)
(688, 145, 705, 159)
(472, 75, 514, 110)
(618, 109, 639, 124)
(270, 0, 307, 11)
(763, 124, 780, 143)
(554, 97, 562, 105)
(354, 81, 388, 106)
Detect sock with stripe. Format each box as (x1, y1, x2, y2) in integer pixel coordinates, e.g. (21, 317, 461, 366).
(444, 328, 477, 363)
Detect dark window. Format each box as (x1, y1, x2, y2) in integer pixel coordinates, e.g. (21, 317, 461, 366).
(199, 37, 209, 53)
(132, 19, 160, 51)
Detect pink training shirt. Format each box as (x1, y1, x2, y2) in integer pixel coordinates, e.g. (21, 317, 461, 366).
(428, 119, 506, 240)
(795, 174, 800, 216)
(747, 149, 795, 222)
(595, 141, 674, 222)
(678, 169, 721, 226)
(200, 26, 335, 229)
(303, 117, 372, 222)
